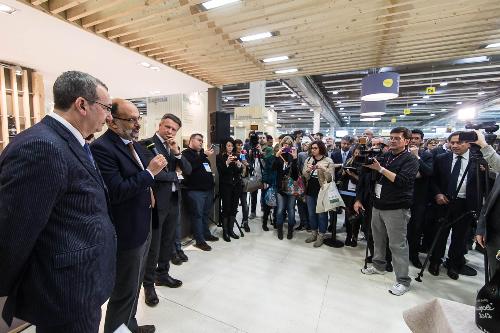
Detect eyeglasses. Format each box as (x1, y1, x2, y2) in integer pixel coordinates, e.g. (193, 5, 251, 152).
(311, 146, 319, 150)
(92, 101, 113, 113)
(113, 116, 142, 124)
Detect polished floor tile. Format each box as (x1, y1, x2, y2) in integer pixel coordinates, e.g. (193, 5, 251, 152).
(26, 210, 485, 333)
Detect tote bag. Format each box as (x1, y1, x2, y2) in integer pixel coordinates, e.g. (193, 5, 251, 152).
(316, 174, 345, 213)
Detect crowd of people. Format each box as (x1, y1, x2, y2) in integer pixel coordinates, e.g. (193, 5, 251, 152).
(1, 71, 499, 333)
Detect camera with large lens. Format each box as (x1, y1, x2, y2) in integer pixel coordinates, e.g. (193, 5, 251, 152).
(353, 137, 383, 167)
(462, 121, 499, 145)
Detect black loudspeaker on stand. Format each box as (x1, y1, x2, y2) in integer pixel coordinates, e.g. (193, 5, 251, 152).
(210, 112, 230, 145)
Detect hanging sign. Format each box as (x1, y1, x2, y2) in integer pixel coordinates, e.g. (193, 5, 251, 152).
(391, 117, 397, 123)
(403, 108, 411, 115)
(426, 87, 436, 94)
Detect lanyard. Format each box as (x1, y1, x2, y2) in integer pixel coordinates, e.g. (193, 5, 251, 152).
(384, 150, 407, 168)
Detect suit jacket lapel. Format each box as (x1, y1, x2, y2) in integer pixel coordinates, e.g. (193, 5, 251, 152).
(42, 117, 105, 189)
(106, 130, 143, 170)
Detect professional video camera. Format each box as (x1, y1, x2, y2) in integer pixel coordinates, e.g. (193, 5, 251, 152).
(249, 132, 259, 148)
(353, 137, 383, 167)
(459, 121, 499, 145)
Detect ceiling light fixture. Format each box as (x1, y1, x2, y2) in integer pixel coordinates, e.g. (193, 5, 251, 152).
(275, 68, 298, 74)
(478, 91, 485, 95)
(201, 0, 239, 10)
(301, 102, 306, 106)
(458, 107, 476, 120)
(412, 103, 418, 106)
(360, 117, 381, 122)
(337, 101, 342, 104)
(339, 107, 345, 111)
(139, 62, 151, 68)
(360, 112, 386, 117)
(440, 82, 448, 86)
(262, 55, 289, 63)
(0, 3, 16, 14)
(423, 95, 430, 99)
(331, 90, 339, 95)
(456, 101, 462, 105)
(291, 115, 296, 117)
(309, 108, 314, 111)
(282, 110, 286, 113)
(485, 42, 500, 49)
(399, 115, 405, 118)
(430, 113, 436, 117)
(240, 31, 273, 42)
(270, 105, 274, 108)
(361, 72, 400, 101)
(298, 118, 302, 120)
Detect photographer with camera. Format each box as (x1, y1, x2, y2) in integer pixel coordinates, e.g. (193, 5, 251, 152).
(475, 129, 500, 276)
(247, 132, 267, 219)
(407, 129, 434, 269)
(235, 139, 251, 232)
(355, 127, 419, 296)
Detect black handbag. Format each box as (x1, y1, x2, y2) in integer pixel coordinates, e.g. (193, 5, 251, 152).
(476, 268, 500, 332)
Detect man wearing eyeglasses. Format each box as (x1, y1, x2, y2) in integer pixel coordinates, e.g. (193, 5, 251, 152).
(354, 127, 419, 296)
(0, 71, 116, 332)
(91, 99, 167, 333)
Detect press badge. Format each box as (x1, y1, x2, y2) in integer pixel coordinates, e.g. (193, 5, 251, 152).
(203, 162, 212, 172)
(375, 184, 382, 199)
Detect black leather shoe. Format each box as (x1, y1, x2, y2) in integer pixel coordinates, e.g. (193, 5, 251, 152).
(277, 228, 283, 240)
(410, 256, 423, 269)
(386, 262, 393, 272)
(243, 222, 250, 232)
(136, 324, 156, 333)
(287, 229, 293, 240)
(351, 239, 357, 247)
(459, 264, 477, 276)
(194, 242, 212, 251)
(170, 254, 183, 266)
(344, 238, 352, 246)
(229, 231, 239, 239)
(205, 234, 219, 242)
(428, 262, 440, 276)
(177, 250, 188, 262)
(262, 224, 269, 231)
(144, 287, 159, 307)
(155, 275, 182, 288)
(295, 224, 304, 231)
(447, 267, 459, 280)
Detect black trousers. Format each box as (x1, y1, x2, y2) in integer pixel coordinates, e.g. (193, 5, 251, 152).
(220, 183, 241, 218)
(250, 189, 258, 213)
(408, 200, 427, 258)
(343, 196, 360, 241)
(143, 192, 179, 288)
(430, 199, 471, 269)
(36, 307, 101, 333)
(104, 232, 151, 333)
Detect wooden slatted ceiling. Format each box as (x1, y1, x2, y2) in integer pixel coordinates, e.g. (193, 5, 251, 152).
(25, 0, 500, 86)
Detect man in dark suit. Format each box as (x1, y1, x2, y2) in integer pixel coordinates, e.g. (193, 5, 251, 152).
(92, 99, 167, 333)
(0, 71, 116, 332)
(428, 131, 482, 280)
(141, 113, 193, 307)
(407, 129, 433, 268)
(331, 135, 353, 169)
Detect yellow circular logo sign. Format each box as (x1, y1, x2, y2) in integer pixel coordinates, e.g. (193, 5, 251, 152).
(383, 79, 393, 87)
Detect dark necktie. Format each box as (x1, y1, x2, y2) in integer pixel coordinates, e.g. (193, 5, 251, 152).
(83, 143, 95, 168)
(448, 155, 463, 199)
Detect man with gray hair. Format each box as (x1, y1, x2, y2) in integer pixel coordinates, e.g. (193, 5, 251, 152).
(0, 71, 116, 332)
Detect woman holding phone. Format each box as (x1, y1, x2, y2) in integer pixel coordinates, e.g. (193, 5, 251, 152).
(216, 138, 245, 242)
(303, 140, 334, 247)
(234, 139, 250, 232)
(272, 136, 299, 240)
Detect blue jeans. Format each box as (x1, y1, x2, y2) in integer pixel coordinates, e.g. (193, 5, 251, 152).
(185, 190, 213, 244)
(277, 193, 296, 227)
(306, 195, 328, 233)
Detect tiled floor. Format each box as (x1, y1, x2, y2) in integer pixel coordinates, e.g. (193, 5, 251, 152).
(26, 211, 485, 333)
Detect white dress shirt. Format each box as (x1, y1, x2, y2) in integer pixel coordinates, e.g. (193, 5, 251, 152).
(121, 138, 154, 179)
(49, 112, 85, 147)
(451, 149, 469, 198)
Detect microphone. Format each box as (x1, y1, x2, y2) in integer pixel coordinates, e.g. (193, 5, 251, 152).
(144, 140, 161, 156)
(144, 140, 168, 172)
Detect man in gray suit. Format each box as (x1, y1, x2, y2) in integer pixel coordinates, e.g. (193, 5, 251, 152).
(141, 113, 192, 307)
(0, 71, 116, 332)
(475, 130, 500, 276)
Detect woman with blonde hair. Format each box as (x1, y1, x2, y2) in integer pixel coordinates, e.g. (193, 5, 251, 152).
(272, 135, 299, 240)
(303, 140, 335, 247)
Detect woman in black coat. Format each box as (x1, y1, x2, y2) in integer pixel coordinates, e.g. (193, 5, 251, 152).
(216, 138, 245, 242)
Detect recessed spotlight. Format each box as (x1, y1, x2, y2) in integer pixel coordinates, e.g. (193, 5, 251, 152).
(223, 98, 228, 102)
(331, 90, 339, 95)
(240, 32, 273, 42)
(399, 115, 405, 118)
(301, 102, 306, 106)
(343, 116, 348, 119)
(341, 113, 346, 115)
(440, 82, 448, 86)
(478, 91, 485, 95)
(309, 108, 314, 111)
(298, 118, 302, 120)
(337, 101, 342, 104)
(139, 62, 151, 68)
(270, 104, 274, 108)
(282, 110, 286, 113)
(360, 117, 381, 122)
(423, 95, 430, 99)
(262, 55, 289, 63)
(441, 108, 447, 111)
(430, 113, 436, 117)
(485, 42, 500, 49)
(0, 3, 16, 14)
(360, 112, 386, 116)
(226, 96, 234, 100)
(340, 107, 345, 111)
(456, 101, 462, 105)
(291, 115, 296, 117)
(275, 68, 298, 74)
(412, 104, 418, 106)
(201, 0, 239, 10)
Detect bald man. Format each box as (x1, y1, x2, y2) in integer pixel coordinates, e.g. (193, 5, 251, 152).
(91, 99, 166, 333)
